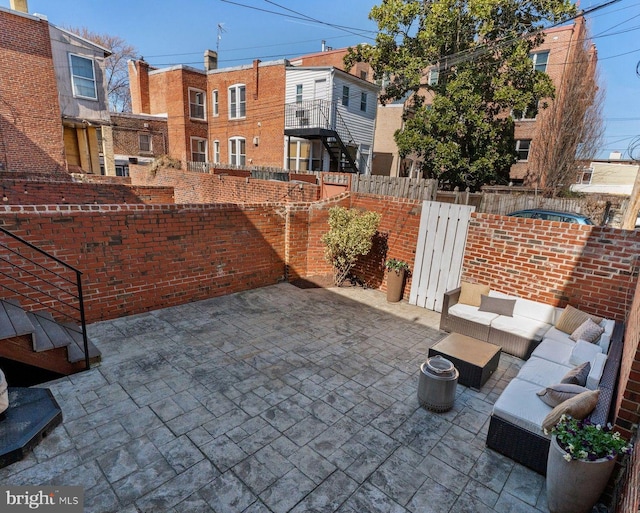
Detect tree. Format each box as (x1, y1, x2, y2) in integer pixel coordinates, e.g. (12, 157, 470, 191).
(67, 27, 138, 112)
(526, 22, 604, 196)
(345, 0, 576, 191)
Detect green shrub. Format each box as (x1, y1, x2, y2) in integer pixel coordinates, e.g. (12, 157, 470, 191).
(322, 206, 381, 286)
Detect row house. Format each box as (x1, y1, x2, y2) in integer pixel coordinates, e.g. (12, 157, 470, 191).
(0, 1, 114, 176)
(372, 19, 594, 185)
(128, 48, 379, 174)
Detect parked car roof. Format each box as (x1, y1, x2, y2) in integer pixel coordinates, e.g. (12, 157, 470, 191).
(506, 209, 594, 225)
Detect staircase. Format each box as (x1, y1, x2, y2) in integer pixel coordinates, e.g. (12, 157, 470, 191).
(0, 299, 100, 375)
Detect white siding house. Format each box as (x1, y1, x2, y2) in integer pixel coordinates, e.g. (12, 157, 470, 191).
(284, 67, 378, 174)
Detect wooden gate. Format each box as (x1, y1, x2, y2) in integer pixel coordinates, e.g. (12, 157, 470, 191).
(409, 201, 475, 312)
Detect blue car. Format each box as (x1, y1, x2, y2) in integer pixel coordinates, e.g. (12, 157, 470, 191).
(507, 209, 594, 225)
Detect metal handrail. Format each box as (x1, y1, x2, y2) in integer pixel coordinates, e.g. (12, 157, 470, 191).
(0, 226, 90, 370)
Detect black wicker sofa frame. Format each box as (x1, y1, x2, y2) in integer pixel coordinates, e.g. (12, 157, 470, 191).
(486, 322, 624, 475)
(440, 287, 548, 359)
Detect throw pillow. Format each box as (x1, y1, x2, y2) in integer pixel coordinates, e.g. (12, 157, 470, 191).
(570, 318, 605, 343)
(537, 383, 590, 407)
(478, 295, 516, 317)
(555, 305, 603, 334)
(459, 282, 490, 307)
(560, 361, 591, 386)
(542, 389, 600, 432)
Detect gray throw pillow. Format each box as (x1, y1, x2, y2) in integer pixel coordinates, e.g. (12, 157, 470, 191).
(537, 383, 590, 407)
(570, 318, 605, 343)
(560, 361, 591, 386)
(478, 295, 516, 317)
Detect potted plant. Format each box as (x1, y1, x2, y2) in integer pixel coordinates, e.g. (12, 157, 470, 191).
(385, 259, 409, 302)
(545, 414, 633, 513)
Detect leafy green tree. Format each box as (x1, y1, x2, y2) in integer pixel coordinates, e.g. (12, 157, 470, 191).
(345, 0, 576, 190)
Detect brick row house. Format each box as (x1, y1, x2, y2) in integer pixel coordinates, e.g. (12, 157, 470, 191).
(128, 48, 379, 174)
(0, 1, 115, 176)
(371, 19, 594, 186)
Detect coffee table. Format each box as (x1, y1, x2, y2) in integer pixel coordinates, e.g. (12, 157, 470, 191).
(428, 333, 501, 390)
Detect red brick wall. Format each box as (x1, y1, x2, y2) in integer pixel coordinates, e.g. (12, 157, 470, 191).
(0, 179, 173, 205)
(110, 113, 168, 158)
(0, 10, 65, 174)
(129, 165, 319, 204)
(0, 203, 286, 322)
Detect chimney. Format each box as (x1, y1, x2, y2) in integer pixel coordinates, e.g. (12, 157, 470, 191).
(128, 60, 151, 114)
(204, 50, 218, 71)
(10, 0, 28, 13)
(321, 40, 326, 52)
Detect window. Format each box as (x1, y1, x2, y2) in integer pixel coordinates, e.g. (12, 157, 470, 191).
(577, 167, 593, 184)
(531, 51, 549, 72)
(229, 84, 246, 119)
(516, 139, 531, 161)
(288, 139, 322, 171)
(69, 54, 97, 99)
(191, 137, 207, 162)
(212, 89, 219, 117)
(229, 137, 246, 166)
(139, 133, 152, 153)
(428, 68, 439, 86)
(296, 84, 303, 104)
(189, 88, 206, 120)
(213, 140, 220, 164)
(360, 71, 367, 80)
(342, 85, 349, 107)
(360, 92, 368, 112)
(513, 102, 538, 120)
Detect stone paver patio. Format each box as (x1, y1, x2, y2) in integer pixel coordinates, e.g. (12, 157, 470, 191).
(0, 283, 552, 512)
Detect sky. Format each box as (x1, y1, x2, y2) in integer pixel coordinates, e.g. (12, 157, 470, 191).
(5, 0, 639, 160)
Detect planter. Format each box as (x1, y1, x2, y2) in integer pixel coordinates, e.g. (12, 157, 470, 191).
(546, 435, 617, 513)
(386, 269, 406, 302)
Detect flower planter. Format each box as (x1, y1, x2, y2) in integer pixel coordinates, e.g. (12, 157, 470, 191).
(386, 269, 406, 302)
(546, 435, 617, 513)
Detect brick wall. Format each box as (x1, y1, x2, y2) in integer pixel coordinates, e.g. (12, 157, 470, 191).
(129, 165, 319, 204)
(110, 113, 168, 158)
(0, 179, 174, 205)
(0, 10, 65, 174)
(0, 203, 286, 322)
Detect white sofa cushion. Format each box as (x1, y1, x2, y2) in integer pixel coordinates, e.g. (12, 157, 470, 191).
(543, 326, 575, 345)
(513, 297, 558, 324)
(490, 314, 552, 342)
(587, 352, 608, 390)
(531, 338, 575, 366)
(492, 377, 552, 438)
(449, 303, 498, 326)
(569, 339, 603, 366)
(598, 319, 615, 354)
(516, 356, 572, 386)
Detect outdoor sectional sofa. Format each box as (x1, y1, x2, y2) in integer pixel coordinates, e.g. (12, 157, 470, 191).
(439, 283, 624, 474)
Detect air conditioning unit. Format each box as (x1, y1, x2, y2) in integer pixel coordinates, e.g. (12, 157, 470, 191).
(295, 109, 308, 118)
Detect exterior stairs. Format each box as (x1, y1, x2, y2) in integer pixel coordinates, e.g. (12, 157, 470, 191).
(0, 299, 100, 376)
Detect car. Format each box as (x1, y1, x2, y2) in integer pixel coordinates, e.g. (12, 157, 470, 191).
(506, 209, 594, 225)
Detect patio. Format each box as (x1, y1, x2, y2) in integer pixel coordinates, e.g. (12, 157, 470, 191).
(0, 283, 551, 513)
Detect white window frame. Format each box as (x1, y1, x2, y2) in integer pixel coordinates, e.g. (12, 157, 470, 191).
(360, 92, 368, 112)
(577, 166, 593, 184)
(342, 85, 350, 107)
(228, 84, 246, 119)
(296, 84, 303, 104)
(213, 140, 220, 164)
(139, 133, 152, 153)
(516, 139, 532, 162)
(190, 137, 207, 162)
(69, 53, 97, 100)
(428, 68, 439, 86)
(531, 51, 550, 73)
(212, 89, 219, 117)
(189, 88, 206, 120)
(229, 136, 246, 166)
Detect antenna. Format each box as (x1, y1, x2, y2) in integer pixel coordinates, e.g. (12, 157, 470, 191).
(217, 23, 226, 54)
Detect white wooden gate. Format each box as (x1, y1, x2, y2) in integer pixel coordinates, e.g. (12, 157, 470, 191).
(409, 201, 475, 312)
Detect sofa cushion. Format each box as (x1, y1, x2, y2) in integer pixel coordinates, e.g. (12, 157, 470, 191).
(448, 303, 498, 326)
(555, 305, 603, 334)
(561, 362, 591, 386)
(492, 378, 552, 438)
(459, 281, 490, 307)
(513, 297, 558, 324)
(568, 339, 603, 366)
(478, 295, 516, 317)
(490, 314, 552, 343)
(598, 319, 615, 354)
(587, 353, 608, 390)
(542, 326, 575, 345)
(531, 338, 575, 366)
(537, 383, 590, 407)
(517, 357, 573, 387)
(542, 390, 600, 432)
(570, 318, 605, 343)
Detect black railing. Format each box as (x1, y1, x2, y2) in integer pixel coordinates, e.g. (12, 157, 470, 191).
(0, 226, 90, 370)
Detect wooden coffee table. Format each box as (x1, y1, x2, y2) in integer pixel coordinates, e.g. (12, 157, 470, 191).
(428, 333, 501, 390)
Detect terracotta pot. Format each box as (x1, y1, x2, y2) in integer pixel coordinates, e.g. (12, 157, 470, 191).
(546, 435, 617, 513)
(386, 269, 406, 302)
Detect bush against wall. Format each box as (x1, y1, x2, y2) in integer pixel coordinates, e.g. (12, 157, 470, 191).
(322, 206, 381, 286)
